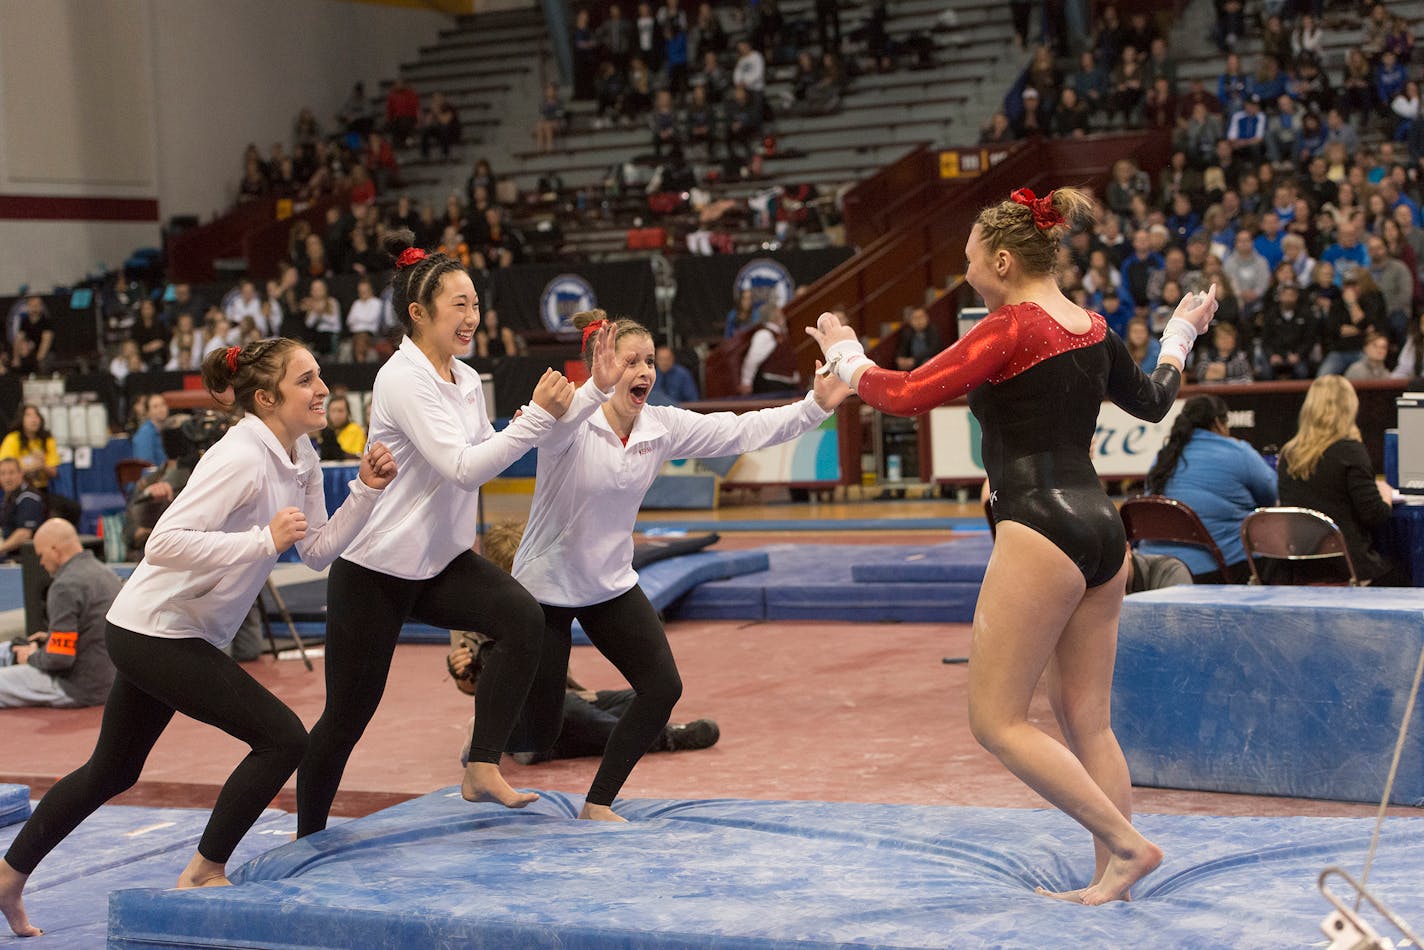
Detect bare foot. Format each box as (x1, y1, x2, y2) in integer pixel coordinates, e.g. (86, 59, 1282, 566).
(461, 762, 538, 808)
(1035, 885, 1087, 903)
(175, 852, 231, 889)
(578, 803, 627, 822)
(0, 860, 41, 937)
(1080, 840, 1162, 906)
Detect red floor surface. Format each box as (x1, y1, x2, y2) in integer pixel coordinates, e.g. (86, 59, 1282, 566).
(1, 619, 1416, 822)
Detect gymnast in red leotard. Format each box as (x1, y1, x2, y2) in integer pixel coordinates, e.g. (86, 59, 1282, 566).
(808, 186, 1218, 905)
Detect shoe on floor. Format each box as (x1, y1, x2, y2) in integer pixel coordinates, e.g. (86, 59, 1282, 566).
(662, 718, 720, 752)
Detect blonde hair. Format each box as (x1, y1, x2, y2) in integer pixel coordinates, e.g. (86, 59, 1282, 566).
(1279, 375, 1362, 481)
(974, 186, 1095, 276)
(480, 519, 526, 574)
(572, 308, 651, 371)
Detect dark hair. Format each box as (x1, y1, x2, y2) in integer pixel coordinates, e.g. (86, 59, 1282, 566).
(201, 338, 307, 416)
(572, 308, 651, 371)
(1145, 394, 1229, 494)
(382, 229, 467, 337)
(9, 403, 51, 446)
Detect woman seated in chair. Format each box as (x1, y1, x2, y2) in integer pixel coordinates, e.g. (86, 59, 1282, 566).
(1142, 394, 1277, 583)
(1276, 375, 1402, 585)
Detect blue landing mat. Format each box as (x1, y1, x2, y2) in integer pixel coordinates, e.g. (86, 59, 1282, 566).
(0, 803, 291, 948)
(0, 785, 28, 828)
(1117, 585, 1424, 805)
(672, 544, 987, 623)
(108, 790, 1424, 949)
(636, 518, 987, 533)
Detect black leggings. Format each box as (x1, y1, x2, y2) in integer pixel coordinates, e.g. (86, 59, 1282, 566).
(513, 586, 682, 807)
(296, 552, 543, 836)
(5, 623, 306, 874)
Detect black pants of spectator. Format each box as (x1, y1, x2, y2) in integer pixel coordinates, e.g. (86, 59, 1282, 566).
(1009, 1, 1032, 45)
(532, 689, 640, 761)
(388, 116, 417, 146)
(816, 0, 841, 51)
(511, 586, 682, 807)
(296, 552, 543, 836)
(5, 623, 306, 874)
(420, 123, 460, 161)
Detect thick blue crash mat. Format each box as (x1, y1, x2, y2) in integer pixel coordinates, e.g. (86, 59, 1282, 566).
(0, 804, 289, 948)
(0, 784, 28, 828)
(675, 546, 984, 623)
(1117, 585, 1424, 805)
(107, 791, 1424, 949)
(848, 537, 993, 584)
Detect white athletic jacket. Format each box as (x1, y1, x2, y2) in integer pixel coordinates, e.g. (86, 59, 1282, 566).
(513, 393, 831, 608)
(108, 415, 378, 648)
(342, 336, 610, 579)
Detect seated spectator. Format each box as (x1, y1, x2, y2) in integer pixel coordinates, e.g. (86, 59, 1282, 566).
(1318, 271, 1385, 377)
(1067, 51, 1109, 117)
(336, 81, 374, 136)
(1098, 288, 1133, 338)
(0, 404, 59, 490)
(1394, 311, 1424, 380)
(649, 344, 700, 405)
(419, 92, 461, 162)
(1105, 45, 1145, 126)
(1366, 235, 1413, 338)
(1123, 315, 1159, 371)
(684, 84, 719, 158)
(1192, 320, 1254, 384)
(1142, 394, 1276, 583)
(302, 279, 342, 356)
(895, 307, 942, 370)
(1257, 283, 1318, 380)
(0, 458, 43, 561)
(1344, 330, 1392, 381)
(1276, 375, 1401, 585)
(314, 395, 364, 461)
(345, 277, 384, 364)
(534, 82, 566, 154)
(131, 392, 168, 466)
(979, 111, 1017, 144)
(1226, 95, 1266, 164)
(1013, 86, 1048, 137)
(0, 519, 123, 708)
(1119, 229, 1164, 310)
(1222, 230, 1270, 320)
(1050, 88, 1091, 137)
(1142, 76, 1175, 130)
(725, 83, 763, 166)
(1125, 542, 1193, 595)
(385, 77, 420, 146)
(649, 89, 680, 156)
(109, 340, 143, 386)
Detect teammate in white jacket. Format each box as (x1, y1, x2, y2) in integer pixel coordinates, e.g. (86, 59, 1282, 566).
(1, 338, 397, 938)
(511, 309, 851, 820)
(296, 233, 619, 836)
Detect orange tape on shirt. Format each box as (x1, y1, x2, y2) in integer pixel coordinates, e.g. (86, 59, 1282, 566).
(45, 632, 77, 657)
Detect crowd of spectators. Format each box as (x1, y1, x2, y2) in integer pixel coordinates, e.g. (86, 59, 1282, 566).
(994, 1, 1424, 384)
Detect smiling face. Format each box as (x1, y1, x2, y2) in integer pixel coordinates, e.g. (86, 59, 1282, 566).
(411, 269, 480, 364)
(262, 347, 329, 439)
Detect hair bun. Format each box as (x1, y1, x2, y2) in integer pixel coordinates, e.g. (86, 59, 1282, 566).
(382, 228, 417, 261)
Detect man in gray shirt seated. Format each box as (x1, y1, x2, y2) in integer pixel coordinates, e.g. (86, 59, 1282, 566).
(0, 519, 124, 708)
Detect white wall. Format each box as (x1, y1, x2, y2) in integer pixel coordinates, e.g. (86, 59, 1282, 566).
(0, 0, 450, 293)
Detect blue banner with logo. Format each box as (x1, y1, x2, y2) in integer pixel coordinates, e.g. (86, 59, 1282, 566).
(670, 248, 853, 338)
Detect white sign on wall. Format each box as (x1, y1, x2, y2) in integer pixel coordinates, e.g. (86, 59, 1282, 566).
(928, 399, 1186, 481)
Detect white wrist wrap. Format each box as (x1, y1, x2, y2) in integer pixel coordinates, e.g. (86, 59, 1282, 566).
(833, 354, 872, 388)
(823, 338, 866, 363)
(1158, 316, 1199, 370)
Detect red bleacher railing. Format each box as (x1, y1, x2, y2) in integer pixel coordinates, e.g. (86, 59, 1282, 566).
(703, 132, 1173, 397)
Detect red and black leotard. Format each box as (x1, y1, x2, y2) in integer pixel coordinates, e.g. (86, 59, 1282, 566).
(858, 302, 1181, 587)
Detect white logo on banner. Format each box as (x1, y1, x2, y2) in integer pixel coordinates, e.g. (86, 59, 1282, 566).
(539, 274, 597, 332)
(733, 258, 794, 311)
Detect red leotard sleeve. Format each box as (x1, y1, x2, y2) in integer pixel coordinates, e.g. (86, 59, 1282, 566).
(856, 307, 1020, 417)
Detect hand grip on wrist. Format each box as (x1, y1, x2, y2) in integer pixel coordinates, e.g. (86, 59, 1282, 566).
(1159, 315, 1199, 369)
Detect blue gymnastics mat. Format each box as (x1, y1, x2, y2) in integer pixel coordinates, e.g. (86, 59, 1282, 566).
(1117, 585, 1424, 805)
(672, 544, 987, 623)
(0, 784, 28, 828)
(0, 801, 291, 949)
(107, 790, 1424, 949)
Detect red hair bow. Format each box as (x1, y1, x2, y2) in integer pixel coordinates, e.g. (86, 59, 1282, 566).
(580, 318, 607, 352)
(225, 346, 241, 373)
(395, 247, 427, 269)
(1010, 188, 1063, 230)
